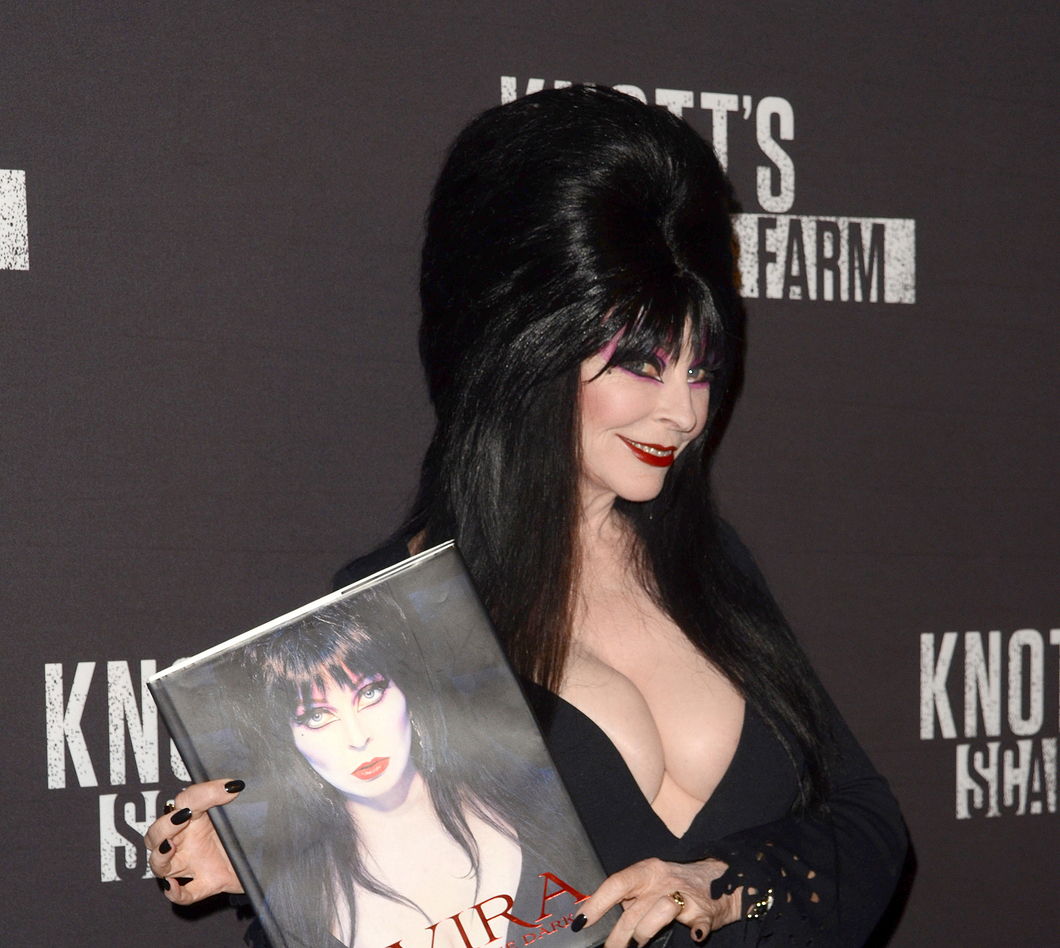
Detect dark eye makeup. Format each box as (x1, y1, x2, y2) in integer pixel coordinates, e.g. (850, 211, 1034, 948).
(612, 350, 716, 384)
(293, 706, 336, 730)
(356, 676, 390, 708)
(291, 674, 391, 728)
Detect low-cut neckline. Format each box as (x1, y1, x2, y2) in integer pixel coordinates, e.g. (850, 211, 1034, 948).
(548, 688, 750, 842)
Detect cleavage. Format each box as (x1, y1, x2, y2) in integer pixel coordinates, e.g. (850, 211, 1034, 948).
(560, 640, 745, 836)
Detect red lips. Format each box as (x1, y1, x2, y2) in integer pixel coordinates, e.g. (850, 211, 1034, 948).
(618, 436, 676, 467)
(353, 757, 389, 781)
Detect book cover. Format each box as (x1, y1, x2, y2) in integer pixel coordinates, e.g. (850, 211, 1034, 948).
(150, 542, 614, 948)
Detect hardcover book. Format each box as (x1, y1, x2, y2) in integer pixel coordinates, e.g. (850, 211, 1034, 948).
(149, 542, 614, 948)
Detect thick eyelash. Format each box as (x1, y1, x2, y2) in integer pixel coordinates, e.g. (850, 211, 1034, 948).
(293, 707, 331, 728)
(357, 676, 390, 706)
(615, 358, 716, 385)
(614, 356, 664, 379)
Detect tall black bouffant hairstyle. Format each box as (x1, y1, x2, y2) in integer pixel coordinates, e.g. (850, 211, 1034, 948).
(406, 85, 832, 806)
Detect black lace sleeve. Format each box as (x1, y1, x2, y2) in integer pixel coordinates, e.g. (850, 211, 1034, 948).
(705, 705, 908, 946)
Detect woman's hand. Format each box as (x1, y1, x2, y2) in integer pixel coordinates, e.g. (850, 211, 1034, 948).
(573, 857, 742, 947)
(144, 779, 245, 904)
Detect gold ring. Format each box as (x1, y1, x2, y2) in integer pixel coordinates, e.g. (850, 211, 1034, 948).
(669, 891, 685, 909)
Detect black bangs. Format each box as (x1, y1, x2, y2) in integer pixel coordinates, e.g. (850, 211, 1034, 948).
(599, 278, 726, 369)
(279, 635, 395, 709)
(249, 609, 401, 718)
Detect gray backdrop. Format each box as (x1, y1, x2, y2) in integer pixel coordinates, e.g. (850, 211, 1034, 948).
(3, 3, 1056, 945)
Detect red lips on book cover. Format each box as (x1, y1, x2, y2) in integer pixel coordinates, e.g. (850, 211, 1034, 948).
(150, 542, 616, 948)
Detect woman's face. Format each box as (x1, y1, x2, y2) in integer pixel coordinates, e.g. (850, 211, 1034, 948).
(579, 333, 711, 506)
(290, 670, 414, 803)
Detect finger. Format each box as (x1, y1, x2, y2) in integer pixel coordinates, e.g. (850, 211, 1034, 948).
(600, 899, 658, 948)
(576, 858, 663, 927)
(154, 869, 201, 905)
(600, 910, 638, 948)
(150, 824, 203, 877)
(144, 803, 196, 854)
(144, 813, 188, 854)
(143, 779, 243, 851)
(601, 893, 705, 948)
(159, 874, 198, 906)
(174, 778, 245, 813)
(626, 892, 686, 947)
(156, 875, 176, 901)
(148, 839, 177, 878)
(162, 858, 236, 904)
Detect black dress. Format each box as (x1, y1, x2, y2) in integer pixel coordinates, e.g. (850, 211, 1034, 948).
(245, 536, 907, 947)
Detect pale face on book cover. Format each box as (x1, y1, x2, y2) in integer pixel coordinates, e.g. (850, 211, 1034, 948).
(288, 668, 523, 946)
(152, 547, 606, 948)
(291, 672, 414, 802)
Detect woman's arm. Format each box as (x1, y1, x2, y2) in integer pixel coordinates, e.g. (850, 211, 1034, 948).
(700, 703, 909, 944)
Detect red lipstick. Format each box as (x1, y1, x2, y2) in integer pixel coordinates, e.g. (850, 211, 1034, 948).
(619, 436, 676, 468)
(353, 757, 389, 781)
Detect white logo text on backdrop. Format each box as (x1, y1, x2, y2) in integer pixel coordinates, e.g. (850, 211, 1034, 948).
(45, 660, 189, 881)
(1, 169, 29, 269)
(921, 629, 1059, 819)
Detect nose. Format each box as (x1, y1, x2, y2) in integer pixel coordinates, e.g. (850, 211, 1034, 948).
(342, 715, 369, 750)
(656, 375, 699, 433)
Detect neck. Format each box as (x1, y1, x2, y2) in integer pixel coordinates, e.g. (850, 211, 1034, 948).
(344, 766, 426, 833)
(578, 484, 621, 545)
(577, 491, 639, 590)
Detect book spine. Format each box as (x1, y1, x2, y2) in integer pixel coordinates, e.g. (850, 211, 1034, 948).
(148, 678, 290, 948)
(147, 677, 209, 783)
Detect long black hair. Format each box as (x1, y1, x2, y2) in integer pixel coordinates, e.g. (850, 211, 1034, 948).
(405, 85, 833, 807)
(229, 589, 562, 947)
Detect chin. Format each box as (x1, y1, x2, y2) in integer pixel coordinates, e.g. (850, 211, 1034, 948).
(617, 480, 667, 504)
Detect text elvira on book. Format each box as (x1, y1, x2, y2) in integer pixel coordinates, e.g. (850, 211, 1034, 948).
(383, 873, 588, 948)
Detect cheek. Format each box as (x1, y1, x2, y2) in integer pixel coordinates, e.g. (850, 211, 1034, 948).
(580, 376, 653, 434)
(291, 727, 306, 757)
(291, 729, 334, 769)
(291, 730, 313, 764)
(386, 699, 412, 744)
(691, 386, 711, 434)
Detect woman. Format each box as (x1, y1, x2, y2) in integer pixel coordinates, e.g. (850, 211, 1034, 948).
(147, 85, 907, 947)
(215, 589, 556, 948)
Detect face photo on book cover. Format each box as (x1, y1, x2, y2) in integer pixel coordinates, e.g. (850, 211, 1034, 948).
(154, 551, 609, 948)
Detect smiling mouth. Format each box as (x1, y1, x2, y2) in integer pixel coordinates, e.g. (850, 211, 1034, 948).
(619, 436, 677, 468)
(353, 757, 389, 781)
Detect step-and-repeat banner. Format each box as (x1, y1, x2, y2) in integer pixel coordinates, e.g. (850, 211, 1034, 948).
(3, 3, 1054, 945)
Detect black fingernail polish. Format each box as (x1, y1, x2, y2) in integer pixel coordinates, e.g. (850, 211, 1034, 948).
(627, 940, 639, 948)
(176, 877, 193, 886)
(160, 878, 171, 891)
(571, 914, 587, 932)
(225, 779, 245, 793)
(170, 807, 192, 825)
(693, 929, 705, 942)
(158, 839, 171, 855)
